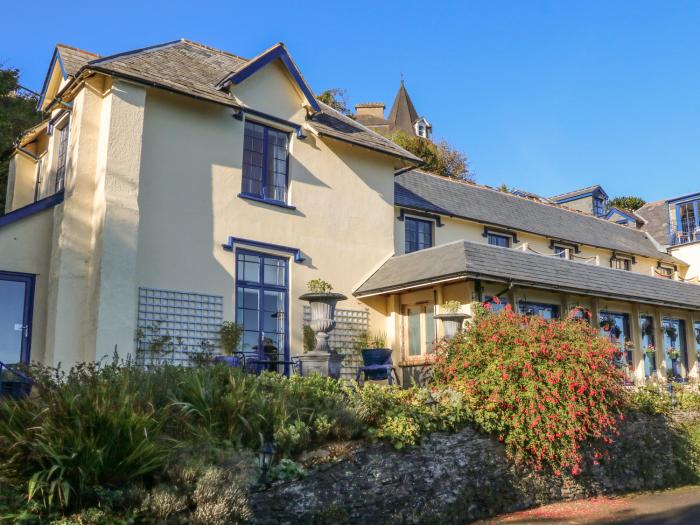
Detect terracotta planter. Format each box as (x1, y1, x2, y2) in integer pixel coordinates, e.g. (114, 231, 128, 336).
(299, 292, 347, 353)
(434, 312, 470, 339)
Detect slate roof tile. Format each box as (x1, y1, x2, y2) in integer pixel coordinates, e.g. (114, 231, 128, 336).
(395, 170, 678, 263)
(355, 240, 700, 309)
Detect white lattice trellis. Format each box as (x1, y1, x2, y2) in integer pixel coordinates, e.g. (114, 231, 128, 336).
(303, 306, 369, 379)
(136, 288, 223, 366)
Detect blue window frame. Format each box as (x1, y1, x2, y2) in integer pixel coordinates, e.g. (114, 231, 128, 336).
(487, 232, 511, 248)
(641, 315, 656, 378)
(593, 197, 606, 217)
(0, 271, 35, 366)
(405, 217, 433, 253)
(662, 318, 688, 379)
(235, 250, 290, 374)
(242, 121, 289, 204)
(518, 301, 559, 319)
(676, 200, 699, 238)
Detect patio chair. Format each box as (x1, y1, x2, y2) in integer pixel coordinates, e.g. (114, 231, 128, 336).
(0, 362, 33, 400)
(356, 349, 400, 386)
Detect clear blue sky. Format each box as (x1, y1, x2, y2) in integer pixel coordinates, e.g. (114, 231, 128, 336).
(3, 0, 699, 202)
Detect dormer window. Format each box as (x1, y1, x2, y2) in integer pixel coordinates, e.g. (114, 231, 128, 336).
(413, 117, 431, 139)
(593, 196, 607, 217)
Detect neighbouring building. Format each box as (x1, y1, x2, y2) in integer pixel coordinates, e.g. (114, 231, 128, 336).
(2, 39, 700, 387)
(354, 80, 432, 139)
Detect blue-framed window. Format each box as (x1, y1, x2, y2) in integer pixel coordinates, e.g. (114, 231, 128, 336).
(235, 250, 289, 373)
(405, 217, 433, 253)
(677, 200, 699, 237)
(518, 301, 559, 319)
(593, 197, 607, 217)
(487, 232, 511, 248)
(0, 271, 35, 366)
(242, 121, 289, 204)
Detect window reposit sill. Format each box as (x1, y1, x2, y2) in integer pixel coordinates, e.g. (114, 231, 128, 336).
(238, 193, 296, 210)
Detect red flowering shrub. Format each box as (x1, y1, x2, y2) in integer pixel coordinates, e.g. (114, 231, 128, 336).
(433, 303, 625, 475)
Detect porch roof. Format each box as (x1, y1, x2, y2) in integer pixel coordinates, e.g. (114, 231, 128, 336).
(354, 240, 700, 310)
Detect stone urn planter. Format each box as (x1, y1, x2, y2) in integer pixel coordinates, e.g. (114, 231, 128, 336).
(434, 312, 470, 339)
(298, 291, 347, 378)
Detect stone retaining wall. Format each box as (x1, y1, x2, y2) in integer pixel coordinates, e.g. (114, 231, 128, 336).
(249, 412, 696, 524)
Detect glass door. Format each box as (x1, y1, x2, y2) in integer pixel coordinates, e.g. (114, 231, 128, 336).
(640, 316, 656, 379)
(0, 272, 34, 366)
(235, 250, 288, 373)
(662, 318, 687, 380)
(600, 312, 632, 384)
(403, 304, 436, 361)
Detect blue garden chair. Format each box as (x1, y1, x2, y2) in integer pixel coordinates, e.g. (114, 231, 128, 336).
(356, 349, 400, 386)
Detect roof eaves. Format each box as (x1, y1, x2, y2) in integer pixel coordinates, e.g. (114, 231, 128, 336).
(218, 43, 320, 112)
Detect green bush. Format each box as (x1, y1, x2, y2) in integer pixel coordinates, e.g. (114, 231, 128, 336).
(433, 305, 625, 475)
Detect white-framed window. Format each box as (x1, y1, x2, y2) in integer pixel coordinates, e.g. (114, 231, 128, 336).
(553, 245, 572, 259)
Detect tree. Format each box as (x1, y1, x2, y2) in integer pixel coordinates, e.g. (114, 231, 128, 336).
(608, 196, 646, 211)
(0, 67, 42, 214)
(316, 88, 351, 115)
(390, 131, 472, 181)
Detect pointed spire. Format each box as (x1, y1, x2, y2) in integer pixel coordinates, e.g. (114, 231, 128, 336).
(387, 79, 420, 136)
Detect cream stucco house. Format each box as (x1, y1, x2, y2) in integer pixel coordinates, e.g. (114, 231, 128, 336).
(2, 39, 700, 386)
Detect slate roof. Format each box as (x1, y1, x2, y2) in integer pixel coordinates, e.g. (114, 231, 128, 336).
(56, 44, 99, 77)
(354, 240, 700, 309)
(61, 39, 420, 165)
(310, 103, 422, 162)
(550, 185, 607, 202)
(638, 200, 670, 246)
(395, 170, 679, 263)
(387, 81, 420, 135)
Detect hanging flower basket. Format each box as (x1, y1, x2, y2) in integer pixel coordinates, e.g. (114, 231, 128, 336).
(667, 348, 680, 361)
(665, 325, 678, 341)
(600, 319, 615, 332)
(644, 345, 656, 358)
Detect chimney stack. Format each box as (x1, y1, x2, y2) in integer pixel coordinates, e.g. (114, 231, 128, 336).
(354, 102, 385, 119)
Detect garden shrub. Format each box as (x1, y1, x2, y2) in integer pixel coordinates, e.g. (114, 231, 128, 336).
(433, 304, 625, 475)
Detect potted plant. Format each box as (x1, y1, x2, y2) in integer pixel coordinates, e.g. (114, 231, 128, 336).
(214, 321, 244, 366)
(568, 306, 592, 322)
(664, 324, 678, 342)
(642, 320, 654, 338)
(434, 300, 471, 339)
(667, 347, 680, 361)
(644, 344, 656, 359)
(299, 279, 347, 353)
(354, 331, 391, 380)
(298, 279, 347, 378)
(599, 317, 615, 332)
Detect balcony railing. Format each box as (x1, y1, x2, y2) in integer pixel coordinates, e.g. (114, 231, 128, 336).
(669, 226, 700, 246)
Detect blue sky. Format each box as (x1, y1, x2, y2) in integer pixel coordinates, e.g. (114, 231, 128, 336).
(3, 1, 699, 202)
